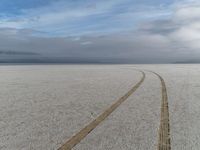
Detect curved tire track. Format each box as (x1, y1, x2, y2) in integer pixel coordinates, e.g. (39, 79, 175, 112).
(151, 72, 171, 150)
(58, 71, 145, 150)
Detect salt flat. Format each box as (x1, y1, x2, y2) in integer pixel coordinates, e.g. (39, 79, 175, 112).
(0, 64, 200, 150)
(0, 65, 141, 150)
(73, 71, 161, 150)
(131, 64, 200, 150)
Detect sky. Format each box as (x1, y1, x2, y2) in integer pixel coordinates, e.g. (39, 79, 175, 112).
(0, 0, 200, 63)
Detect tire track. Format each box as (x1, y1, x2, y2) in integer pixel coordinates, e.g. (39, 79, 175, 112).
(151, 72, 171, 150)
(58, 71, 145, 150)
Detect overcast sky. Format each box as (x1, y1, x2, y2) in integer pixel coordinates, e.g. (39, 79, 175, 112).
(0, 0, 200, 63)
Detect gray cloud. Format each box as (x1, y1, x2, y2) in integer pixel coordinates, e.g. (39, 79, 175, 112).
(0, 50, 39, 55)
(0, 30, 177, 63)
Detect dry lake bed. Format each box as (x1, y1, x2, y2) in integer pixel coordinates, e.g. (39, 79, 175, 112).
(0, 64, 200, 150)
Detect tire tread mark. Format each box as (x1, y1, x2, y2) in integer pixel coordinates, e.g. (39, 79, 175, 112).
(151, 72, 171, 150)
(58, 71, 145, 150)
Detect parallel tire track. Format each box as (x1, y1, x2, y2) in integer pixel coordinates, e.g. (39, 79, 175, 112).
(58, 71, 145, 150)
(152, 72, 171, 150)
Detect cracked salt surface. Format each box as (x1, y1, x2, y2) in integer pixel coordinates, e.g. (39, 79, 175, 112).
(1, 64, 200, 150)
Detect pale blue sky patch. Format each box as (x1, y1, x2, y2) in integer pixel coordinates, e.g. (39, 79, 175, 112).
(0, 0, 174, 36)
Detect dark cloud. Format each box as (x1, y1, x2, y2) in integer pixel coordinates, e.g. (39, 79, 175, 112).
(0, 30, 177, 63)
(139, 20, 179, 35)
(0, 50, 39, 55)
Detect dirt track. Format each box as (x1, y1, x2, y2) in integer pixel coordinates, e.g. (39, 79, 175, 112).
(58, 71, 145, 150)
(152, 72, 171, 150)
(59, 71, 172, 150)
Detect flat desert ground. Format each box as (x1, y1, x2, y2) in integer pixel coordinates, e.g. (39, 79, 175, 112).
(0, 64, 199, 150)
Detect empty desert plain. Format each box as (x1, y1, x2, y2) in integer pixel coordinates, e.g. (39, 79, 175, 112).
(0, 64, 199, 150)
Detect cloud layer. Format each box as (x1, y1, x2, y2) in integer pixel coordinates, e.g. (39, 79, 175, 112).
(0, 0, 199, 63)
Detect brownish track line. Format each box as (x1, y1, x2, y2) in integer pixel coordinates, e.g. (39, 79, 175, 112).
(151, 72, 171, 150)
(58, 71, 145, 150)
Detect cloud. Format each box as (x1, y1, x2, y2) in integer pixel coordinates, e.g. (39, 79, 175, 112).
(80, 41, 92, 45)
(0, 29, 176, 63)
(174, 3, 200, 21)
(0, 50, 39, 55)
(0, 0, 200, 63)
(0, 0, 173, 36)
(136, 0, 200, 57)
(170, 4, 200, 51)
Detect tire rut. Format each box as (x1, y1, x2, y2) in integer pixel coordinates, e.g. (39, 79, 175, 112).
(58, 71, 145, 150)
(151, 72, 171, 150)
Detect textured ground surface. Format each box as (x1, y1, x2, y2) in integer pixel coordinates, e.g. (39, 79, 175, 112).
(137, 64, 200, 150)
(73, 71, 161, 150)
(0, 65, 141, 150)
(0, 64, 200, 150)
